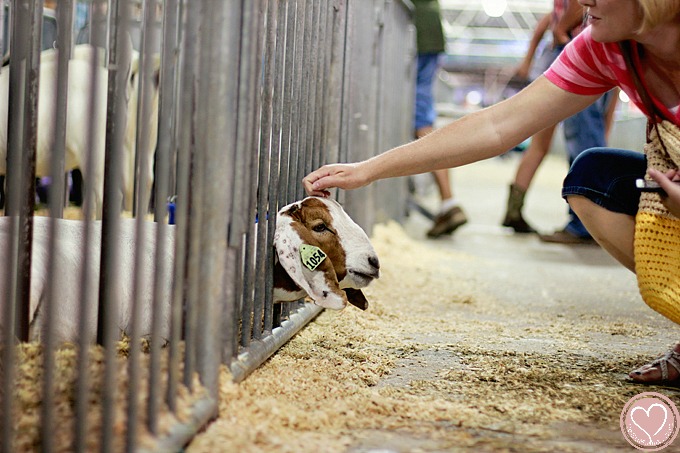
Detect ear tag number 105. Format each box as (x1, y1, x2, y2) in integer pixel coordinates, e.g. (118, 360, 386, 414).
(300, 244, 327, 271)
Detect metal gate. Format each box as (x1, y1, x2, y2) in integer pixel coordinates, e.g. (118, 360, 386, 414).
(0, 0, 415, 450)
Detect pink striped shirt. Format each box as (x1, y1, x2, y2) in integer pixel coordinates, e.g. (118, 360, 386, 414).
(545, 26, 680, 125)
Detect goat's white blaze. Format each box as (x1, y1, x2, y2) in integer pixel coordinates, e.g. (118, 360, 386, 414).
(320, 198, 379, 290)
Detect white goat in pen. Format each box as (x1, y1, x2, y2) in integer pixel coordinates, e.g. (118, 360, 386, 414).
(0, 197, 380, 344)
(0, 44, 159, 217)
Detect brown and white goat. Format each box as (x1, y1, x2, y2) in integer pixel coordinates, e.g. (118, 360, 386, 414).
(273, 197, 380, 310)
(0, 197, 379, 343)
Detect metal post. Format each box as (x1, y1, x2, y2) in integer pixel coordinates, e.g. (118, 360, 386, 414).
(41, 2, 75, 449)
(253, 0, 278, 340)
(173, 0, 198, 390)
(263, 0, 289, 333)
(73, 5, 106, 451)
(99, 2, 131, 452)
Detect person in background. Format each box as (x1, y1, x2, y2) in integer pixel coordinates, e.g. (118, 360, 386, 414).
(502, 0, 616, 245)
(412, 0, 468, 239)
(304, 0, 680, 385)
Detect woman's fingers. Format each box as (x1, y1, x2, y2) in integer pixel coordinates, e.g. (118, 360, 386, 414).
(303, 165, 337, 197)
(649, 168, 680, 217)
(303, 163, 367, 196)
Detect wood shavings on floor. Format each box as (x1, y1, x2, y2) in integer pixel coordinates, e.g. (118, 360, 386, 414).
(1, 340, 208, 452)
(188, 220, 677, 452)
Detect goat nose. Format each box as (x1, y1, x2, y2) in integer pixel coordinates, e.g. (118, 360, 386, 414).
(368, 255, 380, 270)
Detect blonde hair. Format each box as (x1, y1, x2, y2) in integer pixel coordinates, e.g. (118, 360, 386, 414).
(637, 0, 680, 33)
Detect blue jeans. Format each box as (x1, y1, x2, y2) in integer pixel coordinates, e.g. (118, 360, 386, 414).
(560, 91, 614, 237)
(562, 147, 646, 218)
(414, 53, 441, 131)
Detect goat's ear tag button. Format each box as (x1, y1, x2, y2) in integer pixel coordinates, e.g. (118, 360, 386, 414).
(300, 244, 326, 271)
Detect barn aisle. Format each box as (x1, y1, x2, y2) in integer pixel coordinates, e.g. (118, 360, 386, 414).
(187, 153, 680, 452)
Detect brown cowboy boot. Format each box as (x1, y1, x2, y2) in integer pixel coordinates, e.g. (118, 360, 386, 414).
(501, 183, 536, 234)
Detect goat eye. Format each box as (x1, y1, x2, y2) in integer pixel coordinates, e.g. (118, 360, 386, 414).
(312, 223, 327, 233)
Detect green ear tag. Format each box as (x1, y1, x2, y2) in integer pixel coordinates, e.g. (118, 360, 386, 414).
(300, 244, 327, 271)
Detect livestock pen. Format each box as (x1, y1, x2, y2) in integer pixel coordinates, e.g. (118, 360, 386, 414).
(0, 0, 415, 451)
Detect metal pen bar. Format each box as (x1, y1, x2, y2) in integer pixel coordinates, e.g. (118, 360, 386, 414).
(1, 0, 28, 449)
(0, 216, 19, 453)
(264, 0, 289, 333)
(147, 0, 181, 420)
(18, 0, 42, 342)
(190, 0, 211, 402)
(223, 248, 239, 365)
(286, 0, 305, 204)
(175, 0, 198, 390)
(89, 0, 108, 50)
(229, 0, 255, 248)
(99, 1, 131, 451)
(326, 0, 349, 168)
(192, 0, 215, 398)
(231, 0, 253, 351)
(321, 0, 335, 163)
(293, 0, 313, 202)
(154, 0, 179, 224)
(184, 0, 205, 391)
(229, 304, 322, 382)
(155, 0, 181, 418)
(0, 220, 19, 453)
(214, 0, 241, 366)
(74, 6, 106, 451)
(0, 1, 4, 59)
(131, 2, 158, 218)
(252, 0, 276, 341)
(276, 0, 296, 209)
(301, 0, 320, 193)
(312, 0, 329, 172)
(195, 0, 234, 402)
(239, 242, 255, 348)
(337, 0, 352, 206)
(236, 0, 257, 348)
(126, 0, 159, 443)
(7, 0, 42, 346)
(45, 0, 73, 220)
(41, 3, 74, 451)
(313, 0, 326, 174)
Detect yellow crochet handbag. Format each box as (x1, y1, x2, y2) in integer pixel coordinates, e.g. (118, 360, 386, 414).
(619, 40, 680, 323)
(634, 120, 680, 324)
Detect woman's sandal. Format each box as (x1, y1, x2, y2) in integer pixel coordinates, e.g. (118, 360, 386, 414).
(630, 349, 680, 385)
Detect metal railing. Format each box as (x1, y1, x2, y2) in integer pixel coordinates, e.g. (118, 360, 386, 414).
(0, 0, 415, 451)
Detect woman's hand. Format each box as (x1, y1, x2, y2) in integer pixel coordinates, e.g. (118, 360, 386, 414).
(303, 162, 370, 197)
(302, 77, 597, 198)
(648, 168, 680, 217)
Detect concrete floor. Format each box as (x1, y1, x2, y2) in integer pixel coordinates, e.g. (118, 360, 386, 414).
(403, 151, 677, 337)
(365, 152, 680, 451)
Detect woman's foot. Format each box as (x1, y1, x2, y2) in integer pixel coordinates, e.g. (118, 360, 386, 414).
(629, 343, 680, 385)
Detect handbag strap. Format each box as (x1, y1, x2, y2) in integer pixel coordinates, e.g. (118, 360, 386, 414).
(619, 40, 670, 154)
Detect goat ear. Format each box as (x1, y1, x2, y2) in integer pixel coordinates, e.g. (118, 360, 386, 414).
(274, 215, 348, 310)
(343, 288, 369, 310)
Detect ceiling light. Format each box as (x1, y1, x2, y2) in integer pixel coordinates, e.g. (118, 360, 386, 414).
(482, 0, 507, 18)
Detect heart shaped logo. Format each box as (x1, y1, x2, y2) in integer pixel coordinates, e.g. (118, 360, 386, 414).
(631, 404, 668, 444)
(621, 392, 679, 450)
